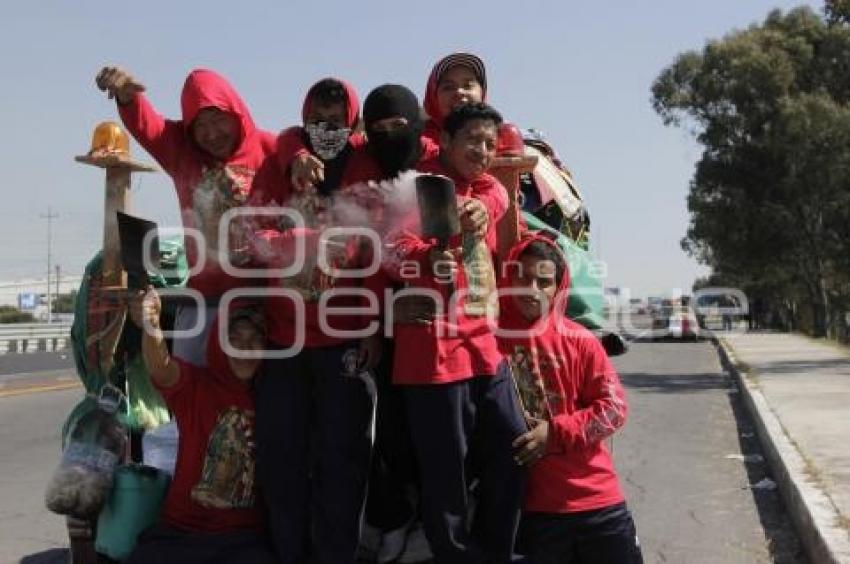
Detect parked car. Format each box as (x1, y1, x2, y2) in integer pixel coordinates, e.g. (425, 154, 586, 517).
(652, 304, 701, 341)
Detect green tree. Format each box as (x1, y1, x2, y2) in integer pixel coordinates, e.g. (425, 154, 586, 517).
(652, 5, 850, 337)
(0, 306, 36, 324)
(826, 0, 850, 25)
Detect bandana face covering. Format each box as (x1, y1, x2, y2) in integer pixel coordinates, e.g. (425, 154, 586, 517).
(305, 122, 351, 161)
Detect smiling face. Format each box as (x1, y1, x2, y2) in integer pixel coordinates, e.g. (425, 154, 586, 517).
(225, 319, 265, 381)
(440, 117, 498, 180)
(191, 107, 241, 160)
(511, 254, 559, 322)
(437, 65, 484, 118)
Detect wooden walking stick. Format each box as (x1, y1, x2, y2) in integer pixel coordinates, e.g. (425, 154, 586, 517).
(68, 122, 155, 564)
(75, 121, 156, 376)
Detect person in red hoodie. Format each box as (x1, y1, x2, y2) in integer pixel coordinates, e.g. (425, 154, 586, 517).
(125, 288, 275, 564)
(252, 226, 376, 564)
(275, 77, 373, 199)
(250, 80, 379, 564)
(498, 235, 643, 564)
(285, 80, 444, 191)
(95, 66, 278, 366)
(383, 102, 526, 564)
(422, 52, 488, 146)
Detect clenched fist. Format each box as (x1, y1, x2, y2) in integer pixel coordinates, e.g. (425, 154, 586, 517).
(95, 66, 146, 105)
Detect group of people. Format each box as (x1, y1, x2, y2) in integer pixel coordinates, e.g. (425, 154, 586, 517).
(95, 52, 643, 564)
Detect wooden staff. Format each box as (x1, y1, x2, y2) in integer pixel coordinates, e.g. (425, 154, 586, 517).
(75, 122, 156, 376)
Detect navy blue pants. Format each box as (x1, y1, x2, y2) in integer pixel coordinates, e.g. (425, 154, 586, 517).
(255, 342, 375, 564)
(517, 502, 643, 564)
(403, 371, 527, 564)
(365, 338, 419, 531)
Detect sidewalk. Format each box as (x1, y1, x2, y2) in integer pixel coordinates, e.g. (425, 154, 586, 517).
(718, 331, 850, 563)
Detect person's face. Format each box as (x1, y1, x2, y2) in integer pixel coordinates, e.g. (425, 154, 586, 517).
(305, 101, 348, 129)
(437, 66, 484, 118)
(511, 255, 559, 322)
(191, 108, 241, 160)
(225, 319, 265, 381)
(440, 118, 498, 180)
(369, 116, 409, 134)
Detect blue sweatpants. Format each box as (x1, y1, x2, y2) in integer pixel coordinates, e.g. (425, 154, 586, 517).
(255, 342, 375, 564)
(403, 370, 527, 564)
(517, 502, 643, 564)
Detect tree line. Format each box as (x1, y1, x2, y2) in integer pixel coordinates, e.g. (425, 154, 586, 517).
(653, 1, 850, 338)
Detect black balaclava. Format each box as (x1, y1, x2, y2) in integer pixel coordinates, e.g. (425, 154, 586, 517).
(363, 84, 424, 179)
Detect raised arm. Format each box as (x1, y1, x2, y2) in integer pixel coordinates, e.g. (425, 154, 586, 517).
(129, 287, 180, 388)
(96, 65, 184, 174)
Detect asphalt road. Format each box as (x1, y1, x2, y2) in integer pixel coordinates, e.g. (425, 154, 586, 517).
(613, 337, 805, 563)
(0, 387, 79, 564)
(0, 351, 74, 376)
(1, 335, 806, 563)
(0, 352, 79, 400)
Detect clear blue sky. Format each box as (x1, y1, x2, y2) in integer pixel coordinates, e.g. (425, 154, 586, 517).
(0, 0, 820, 297)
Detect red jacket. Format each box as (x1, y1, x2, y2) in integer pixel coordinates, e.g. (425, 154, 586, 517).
(155, 317, 264, 533)
(260, 79, 379, 348)
(383, 159, 507, 385)
(118, 69, 278, 297)
(498, 236, 627, 513)
(252, 227, 372, 349)
(274, 78, 375, 196)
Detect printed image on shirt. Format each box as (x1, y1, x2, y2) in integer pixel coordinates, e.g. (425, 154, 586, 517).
(461, 232, 498, 318)
(276, 247, 325, 302)
(536, 353, 567, 415)
(508, 345, 551, 420)
(584, 377, 627, 444)
(275, 232, 349, 302)
(289, 189, 332, 231)
(191, 407, 256, 509)
(191, 165, 255, 265)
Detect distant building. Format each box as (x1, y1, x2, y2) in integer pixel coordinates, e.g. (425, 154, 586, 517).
(0, 276, 83, 313)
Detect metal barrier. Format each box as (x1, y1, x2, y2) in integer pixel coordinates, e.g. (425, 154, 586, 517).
(0, 322, 73, 354)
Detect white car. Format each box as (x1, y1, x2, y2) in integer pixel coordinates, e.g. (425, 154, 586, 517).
(652, 305, 700, 341)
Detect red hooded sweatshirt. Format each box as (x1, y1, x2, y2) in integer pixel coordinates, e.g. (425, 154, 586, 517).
(274, 78, 377, 194)
(497, 235, 627, 514)
(154, 316, 264, 533)
(252, 225, 371, 349)
(118, 69, 278, 297)
(383, 159, 508, 385)
(422, 53, 488, 146)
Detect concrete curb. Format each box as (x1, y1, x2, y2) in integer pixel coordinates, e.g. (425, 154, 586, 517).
(715, 337, 850, 564)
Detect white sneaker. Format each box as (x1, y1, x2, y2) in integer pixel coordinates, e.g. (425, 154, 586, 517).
(398, 522, 433, 563)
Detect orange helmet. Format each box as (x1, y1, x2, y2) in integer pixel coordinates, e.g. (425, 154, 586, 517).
(89, 121, 130, 156)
